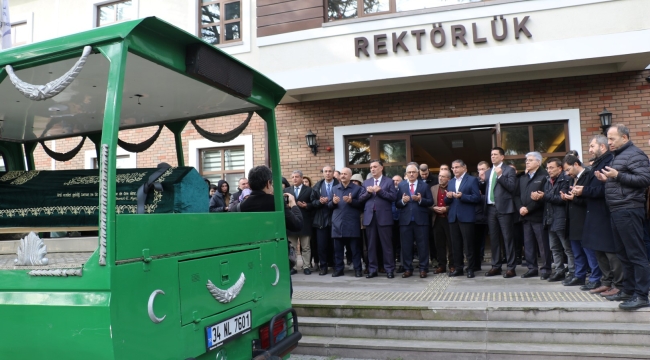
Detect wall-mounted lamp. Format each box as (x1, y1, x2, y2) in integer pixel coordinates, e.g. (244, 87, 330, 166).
(305, 130, 318, 156)
(599, 107, 612, 135)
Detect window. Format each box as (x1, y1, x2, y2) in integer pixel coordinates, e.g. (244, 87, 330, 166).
(327, 0, 483, 22)
(200, 146, 245, 192)
(500, 122, 568, 171)
(199, 0, 242, 45)
(97, 0, 133, 27)
(11, 22, 28, 46)
(92, 155, 132, 169)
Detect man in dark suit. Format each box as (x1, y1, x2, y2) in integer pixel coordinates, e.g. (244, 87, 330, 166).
(444, 160, 482, 278)
(359, 160, 398, 279)
(310, 166, 339, 276)
(284, 170, 313, 275)
(484, 147, 518, 278)
(562, 155, 601, 287)
(396, 164, 434, 278)
(514, 152, 551, 279)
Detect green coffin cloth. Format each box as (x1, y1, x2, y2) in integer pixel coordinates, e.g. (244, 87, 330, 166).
(0, 167, 208, 228)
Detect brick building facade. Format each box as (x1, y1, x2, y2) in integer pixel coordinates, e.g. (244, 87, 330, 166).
(34, 69, 650, 183)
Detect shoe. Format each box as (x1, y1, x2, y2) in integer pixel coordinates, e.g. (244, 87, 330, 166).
(387, 272, 395, 279)
(303, 268, 312, 275)
(355, 270, 363, 277)
(347, 260, 352, 266)
(467, 270, 475, 278)
(319, 268, 328, 276)
(366, 272, 378, 279)
(402, 271, 413, 278)
(547, 271, 565, 282)
(290, 269, 297, 275)
(448, 269, 464, 277)
(606, 291, 632, 302)
(563, 277, 585, 286)
(331, 270, 344, 277)
(601, 288, 620, 297)
(450, 267, 456, 273)
(521, 269, 538, 278)
(619, 296, 650, 310)
(563, 272, 575, 283)
(485, 268, 502, 277)
(539, 273, 551, 280)
(503, 270, 516, 278)
(379, 268, 386, 273)
(580, 281, 601, 291)
(420, 271, 428, 278)
(590, 285, 611, 294)
(363, 268, 369, 274)
(434, 266, 446, 274)
(396, 266, 405, 274)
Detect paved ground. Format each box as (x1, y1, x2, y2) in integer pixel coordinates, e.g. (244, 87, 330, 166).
(291, 258, 607, 303)
(290, 356, 374, 360)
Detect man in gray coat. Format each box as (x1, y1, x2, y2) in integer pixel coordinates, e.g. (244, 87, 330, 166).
(596, 124, 650, 310)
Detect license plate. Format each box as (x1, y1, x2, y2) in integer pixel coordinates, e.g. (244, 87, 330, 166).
(205, 310, 252, 350)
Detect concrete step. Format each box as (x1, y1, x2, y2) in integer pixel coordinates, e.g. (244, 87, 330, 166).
(296, 335, 650, 360)
(293, 300, 650, 323)
(300, 317, 650, 346)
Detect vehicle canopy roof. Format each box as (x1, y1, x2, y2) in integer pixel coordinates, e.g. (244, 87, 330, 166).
(0, 17, 285, 144)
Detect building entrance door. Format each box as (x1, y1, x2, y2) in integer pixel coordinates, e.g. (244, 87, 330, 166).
(412, 129, 492, 174)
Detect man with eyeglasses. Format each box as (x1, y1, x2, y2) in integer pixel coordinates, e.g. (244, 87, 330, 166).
(396, 164, 433, 278)
(514, 152, 551, 280)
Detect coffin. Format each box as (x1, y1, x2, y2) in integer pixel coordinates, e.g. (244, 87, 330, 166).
(0, 167, 208, 229)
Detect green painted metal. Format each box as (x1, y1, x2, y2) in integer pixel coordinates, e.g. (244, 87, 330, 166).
(0, 17, 292, 360)
(165, 121, 188, 167)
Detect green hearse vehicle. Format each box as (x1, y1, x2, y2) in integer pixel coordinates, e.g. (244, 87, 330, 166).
(0, 17, 300, 360)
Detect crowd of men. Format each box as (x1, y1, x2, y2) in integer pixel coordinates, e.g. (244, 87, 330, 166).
(228, 124, 650, 310)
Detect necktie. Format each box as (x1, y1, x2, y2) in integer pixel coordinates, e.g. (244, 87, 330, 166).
(326, 183, 331, 197)
(489, 168, 497, 203)
(410, 183, 415, 195)
(295, 186, 300, 198)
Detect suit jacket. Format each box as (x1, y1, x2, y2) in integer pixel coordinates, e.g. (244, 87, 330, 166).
(283, 185, 313, 236)
(566, 170, 590, 241)
(328, 182, 365, 238)
(484, 164, 517, 214)
(359, 176, 397, 226)
(513, 168, 548, 223)
(429, 184, 450, 223)
(444, 174, 481, 223)
(395, 180, 434, 226)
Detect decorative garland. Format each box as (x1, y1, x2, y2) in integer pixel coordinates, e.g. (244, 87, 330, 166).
(28, 268, 82, 277)
(40, 136, 86, 162)
(99, 144, 108, 266)
(191, 112, 253, 143)
(117, 125, 163, 153)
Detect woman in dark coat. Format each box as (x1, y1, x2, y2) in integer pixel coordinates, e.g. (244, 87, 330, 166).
(209, 180, 231, 212)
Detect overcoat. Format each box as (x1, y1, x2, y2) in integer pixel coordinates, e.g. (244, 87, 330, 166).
(580, 152, 616, 252)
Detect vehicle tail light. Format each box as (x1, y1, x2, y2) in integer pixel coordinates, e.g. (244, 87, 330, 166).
(259, 318, 286, 349)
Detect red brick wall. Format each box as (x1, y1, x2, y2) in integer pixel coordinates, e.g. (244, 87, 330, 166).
(35, 69, 650, 183)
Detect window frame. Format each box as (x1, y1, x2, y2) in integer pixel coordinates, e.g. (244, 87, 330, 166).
(326, 0, 495, 22)
(95, 0, 135, 28)
(198, 0, 243, 46)
(198, 146, 246, 184)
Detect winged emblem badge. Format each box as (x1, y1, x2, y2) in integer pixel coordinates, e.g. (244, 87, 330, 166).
(206, 273, 246, 304)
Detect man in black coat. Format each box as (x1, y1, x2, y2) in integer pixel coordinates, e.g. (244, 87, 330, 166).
(228, 177, 249, 211)
(284, 170, 313, 275)
(572, 135, 622, 296)
(596, 124, 650, 310)
(562, 156, 601, 288)
(532, 158, 574, 283)
(484, 147, 518, 278)
(514, 152, 551, 279)
(310, 166, 339, 275)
